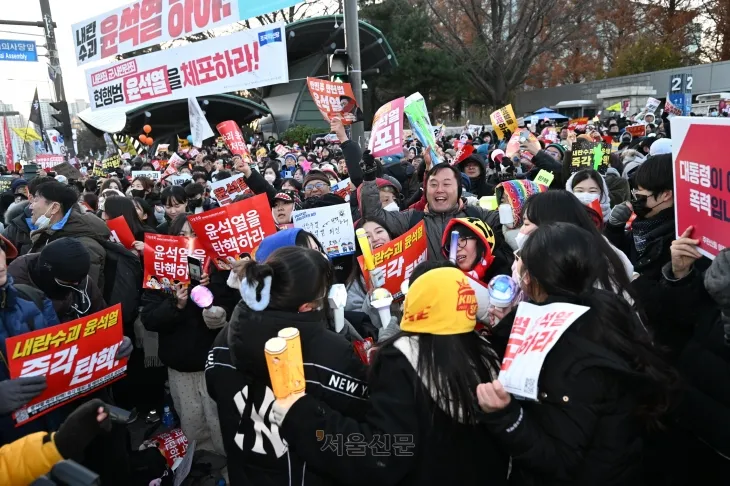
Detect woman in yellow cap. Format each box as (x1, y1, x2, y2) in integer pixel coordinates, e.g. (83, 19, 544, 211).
(268, 265, 509, 486)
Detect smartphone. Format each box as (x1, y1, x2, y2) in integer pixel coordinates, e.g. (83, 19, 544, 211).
(188, 256, 203, 285)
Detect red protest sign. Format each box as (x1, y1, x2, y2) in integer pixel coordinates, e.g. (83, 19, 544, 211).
(357, 221, 427, 301)
(672, 119, 730, 259)
(306, 77, 362, 125)
(216, 120, 251, 160)
(451, 140, 475, 165)
(368, 97, 405, 157)
(6, 304, 126, 425)
(625, 125, 647, 138)
(106, 216, 135, 250)
(142, 428, 189, 467)
(143, 234, 208, 289)
(188, 194, 277, 270)
(568, 117, 588, 131)
(35, 154, 64, 170)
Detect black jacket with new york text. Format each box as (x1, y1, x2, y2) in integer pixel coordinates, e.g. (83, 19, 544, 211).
(205, 302, 370, 486)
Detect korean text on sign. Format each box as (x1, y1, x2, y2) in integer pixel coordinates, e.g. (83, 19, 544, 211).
(210, 173, 252, 206)
(188, 194, 278, 270)
(357, 221, 427, 300)
(498, 302, 588, 400)
(216, 121, 251, 159)
(292, 203, 356, 258)
(306, 78, 360, 125)
(143, 234, 207, 289)
(85, 23, 289, 111)
(569, 141, 596, 172)
(489, 104, 518, 140)
(672, 119, 730, 259)
(368, 97, 405, 158)
(6, 304, 126, 425)
(72, 0, 239, 65)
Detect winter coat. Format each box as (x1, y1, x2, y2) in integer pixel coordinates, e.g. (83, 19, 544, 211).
(2, 202, 32, 258)
(458, 154, 494, 197)
(604, 168, 631, 208)
(28, 209, 111, 293)
(359, 180, 502, 260)
(140, 291, 221, 372)
(0, 431, 64, 486)
(633, 263, 730, 463)
(0, 276, 61, 445)
(483, 300, 650, 486)
(604, 207, 675, 280)
(205, 303, 369, 486)
(278, 335, 510, 486)
(8, 254, 106, 323)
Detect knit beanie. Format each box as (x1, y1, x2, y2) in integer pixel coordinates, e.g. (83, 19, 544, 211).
(546, 143, 566, 159)
(38, 238, 91, 283)
(495, 180, 548, 227)
(302, 170, 330, 189)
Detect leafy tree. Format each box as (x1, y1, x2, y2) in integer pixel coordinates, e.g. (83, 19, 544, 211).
(608, 38, 683, 77)
(359, 0, 465, 112)
(279, 125, 322, 145)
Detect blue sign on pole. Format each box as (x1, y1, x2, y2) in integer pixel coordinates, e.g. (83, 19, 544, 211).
(0, 39, 38, 62)
(669, 73, 693, 116)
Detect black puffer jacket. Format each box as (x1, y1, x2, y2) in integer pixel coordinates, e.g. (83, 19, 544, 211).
(205, 303, 369, 486)
(457, 154, 494, 197)
(141, 270, 237, 372)
(279, 335, 509, 486)
(2, 201, 32, 257)
(483, 300, 652, 486)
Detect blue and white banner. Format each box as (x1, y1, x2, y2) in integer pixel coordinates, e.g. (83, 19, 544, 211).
(0, 39, 37, 62)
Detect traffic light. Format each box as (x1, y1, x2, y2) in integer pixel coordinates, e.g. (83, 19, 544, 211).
(328, 49, 349, 83)
(49, 100, 74, 156)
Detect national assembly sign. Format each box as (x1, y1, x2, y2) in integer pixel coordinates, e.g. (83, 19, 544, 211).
(85, 23, 288, 111)
(672, 117, 730, 259)
(6, 304, 127, 425)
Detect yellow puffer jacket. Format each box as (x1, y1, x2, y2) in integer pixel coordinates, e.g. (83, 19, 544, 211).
(0, 431, 63, 486)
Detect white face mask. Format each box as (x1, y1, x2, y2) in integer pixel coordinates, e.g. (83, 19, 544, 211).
(515, 231, 529, 250)
(574, 192, 600, 205)
(264, 174, 276, 183)
(383, 201, 399, 212)
(35, 205, 55, 230)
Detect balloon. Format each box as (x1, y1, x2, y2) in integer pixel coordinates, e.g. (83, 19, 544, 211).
(143, 124, 152, 134)
(139, 135, 147, 144)
(145, 137, 154, 146)
(186, 135, 193, 143)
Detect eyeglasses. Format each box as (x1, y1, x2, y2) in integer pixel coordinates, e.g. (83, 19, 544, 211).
(457, 236, 476, 248)
(305, 182, 327, 192)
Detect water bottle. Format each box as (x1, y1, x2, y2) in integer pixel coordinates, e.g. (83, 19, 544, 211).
(161, 406, 175, 428)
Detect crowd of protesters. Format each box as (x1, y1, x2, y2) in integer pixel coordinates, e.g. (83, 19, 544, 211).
(0, 107, 727, 486)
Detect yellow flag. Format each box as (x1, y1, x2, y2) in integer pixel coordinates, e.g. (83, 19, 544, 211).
(606, 102, 621, 112)
(178, 135, 191, 149)
(11, 127, 42, 142)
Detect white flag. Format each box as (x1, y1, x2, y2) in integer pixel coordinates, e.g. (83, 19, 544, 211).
(188, 97, 214, 148)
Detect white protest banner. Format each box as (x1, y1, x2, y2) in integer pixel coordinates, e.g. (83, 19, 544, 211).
(644, 97, 661, 114)
(86, 23, 289, 111)
(156, 144, 170, 155)
(292, 203, 356, 258)
(168, 174, 192, 186)
(499, 302, 589, 400)
(188, 97, 215, 147)
(210, 173, 251, 206)
(368, 97, 405, 158)
(132, 170, 161, 181)
(46, 129, 65, 155)
(72, 0, 300, 66)
(169, 152, 185, 167)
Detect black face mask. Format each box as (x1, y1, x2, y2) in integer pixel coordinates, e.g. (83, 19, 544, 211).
(189, 198, 203, 208)
(131, 189, 146, 198)
(631, 195, 654, 219)
(30, 262, 72, 299)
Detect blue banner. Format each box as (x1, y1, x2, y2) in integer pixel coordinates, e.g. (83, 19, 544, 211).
(239, 0, 299, 20)
(0, 39, 37, 62)
(258, 27, 283, 47)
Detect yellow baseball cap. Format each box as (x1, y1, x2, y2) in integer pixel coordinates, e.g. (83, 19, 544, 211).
(401, 267, 477, 335)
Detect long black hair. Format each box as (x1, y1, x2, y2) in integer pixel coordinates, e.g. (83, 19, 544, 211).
(520, 222, 676, 427)
(347, 217, 397, 290)
(244, 246, 334, 314)
(374, 260, 500, 426)
(103, 196, 147, 241)
(522, 190, 638, 307)
(133, 197, 157, 230)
